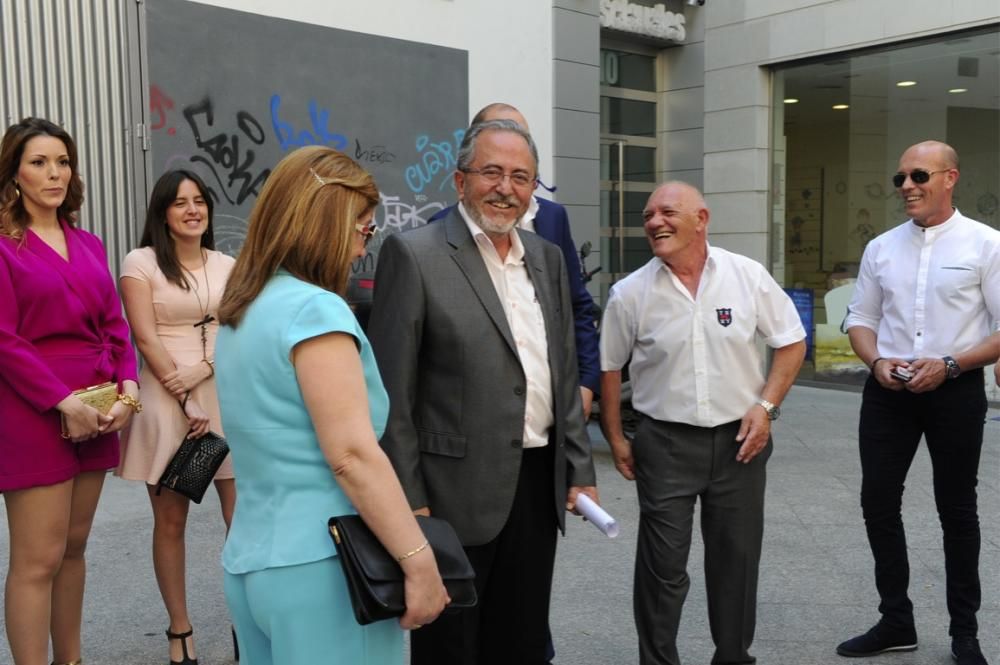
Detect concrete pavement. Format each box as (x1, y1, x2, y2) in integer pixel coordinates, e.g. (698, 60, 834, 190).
(1, 384, 997, 663)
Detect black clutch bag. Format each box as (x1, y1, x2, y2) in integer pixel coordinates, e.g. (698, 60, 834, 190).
(327, 514, 477, 625)
(156, 431, 230, 504)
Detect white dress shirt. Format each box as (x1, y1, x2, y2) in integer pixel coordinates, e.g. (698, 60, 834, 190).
(458, 203, 554, 448)
(844, 209, 1000, 358)
(518, 196, 540, 234)
(601, 245, 806, 428)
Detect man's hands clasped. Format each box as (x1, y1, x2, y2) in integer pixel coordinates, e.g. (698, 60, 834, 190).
(873, 356, 948, 393)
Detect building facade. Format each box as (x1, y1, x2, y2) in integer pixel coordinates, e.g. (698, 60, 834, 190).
(2, 0, 997, 391)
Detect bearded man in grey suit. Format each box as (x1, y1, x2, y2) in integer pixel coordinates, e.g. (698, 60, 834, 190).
(368, 119, 599, 665)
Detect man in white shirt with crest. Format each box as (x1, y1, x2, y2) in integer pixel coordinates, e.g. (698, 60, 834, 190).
(838, 141, 999, 665)
(599, 181, 806, 665)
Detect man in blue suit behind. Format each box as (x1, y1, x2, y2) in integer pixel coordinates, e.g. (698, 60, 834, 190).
(429, 103, 601, 417)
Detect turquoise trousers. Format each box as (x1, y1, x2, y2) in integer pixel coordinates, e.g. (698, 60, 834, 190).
(225, 556, 403, 664)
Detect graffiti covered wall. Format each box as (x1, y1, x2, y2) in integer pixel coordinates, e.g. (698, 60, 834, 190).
(146, 0, 468, 297)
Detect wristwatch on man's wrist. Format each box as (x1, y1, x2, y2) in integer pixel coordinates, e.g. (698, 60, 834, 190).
(757, 399, 780, 421)
(942, 355, 961, 379)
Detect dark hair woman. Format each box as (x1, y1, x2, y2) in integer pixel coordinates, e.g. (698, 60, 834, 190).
(0, 117, 140, 665)
(116, 169, 236, 665)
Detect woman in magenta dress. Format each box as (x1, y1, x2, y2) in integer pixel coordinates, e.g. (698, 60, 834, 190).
(117, 169, 236, 665)
(0, 117, 140, 665)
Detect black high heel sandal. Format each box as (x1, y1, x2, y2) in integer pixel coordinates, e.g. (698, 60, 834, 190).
(165, 626, 198, 665)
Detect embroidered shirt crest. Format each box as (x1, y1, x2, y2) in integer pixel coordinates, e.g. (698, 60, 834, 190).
(716, 308, 732, 327)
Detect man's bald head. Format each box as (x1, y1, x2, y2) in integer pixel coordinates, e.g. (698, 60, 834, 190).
(902, 140, 959, 171)
(471, 103, 529, 133)
(653, 181, 707, 210)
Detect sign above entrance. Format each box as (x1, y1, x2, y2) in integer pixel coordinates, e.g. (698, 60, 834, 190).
(599, 0, 686, 43)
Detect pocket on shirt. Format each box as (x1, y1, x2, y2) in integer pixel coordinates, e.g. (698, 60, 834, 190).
(417, 430, 467, 458)
(935, 265, 979, 293)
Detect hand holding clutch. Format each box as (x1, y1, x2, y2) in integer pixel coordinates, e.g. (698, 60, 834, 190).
(58, 382, 118, 441)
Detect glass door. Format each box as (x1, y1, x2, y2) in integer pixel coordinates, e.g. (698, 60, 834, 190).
(599, 45, 659, 299)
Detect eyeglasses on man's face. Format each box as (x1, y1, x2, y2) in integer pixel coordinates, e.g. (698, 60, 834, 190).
(462, 167, 537, 189)
(355, 220, 377, 245)
(892, 169, 948, 188)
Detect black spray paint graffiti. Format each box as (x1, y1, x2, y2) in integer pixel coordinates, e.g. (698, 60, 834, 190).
(355, 139, 395, 165)
(182, 97, 271, 206)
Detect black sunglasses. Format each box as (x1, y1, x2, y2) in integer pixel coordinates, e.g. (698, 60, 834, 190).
(892, 169, 947, 188)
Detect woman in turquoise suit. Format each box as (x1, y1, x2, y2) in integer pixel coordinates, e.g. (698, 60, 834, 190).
(215, 146, 448, 664)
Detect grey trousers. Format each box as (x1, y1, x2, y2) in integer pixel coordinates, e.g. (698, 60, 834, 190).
(632, 416, 770, 665)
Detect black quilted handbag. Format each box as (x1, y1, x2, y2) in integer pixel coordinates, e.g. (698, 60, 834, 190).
(156, 431, 230, 503)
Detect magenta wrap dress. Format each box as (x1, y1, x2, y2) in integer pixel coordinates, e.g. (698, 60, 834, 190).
(0, 220, 139, 491)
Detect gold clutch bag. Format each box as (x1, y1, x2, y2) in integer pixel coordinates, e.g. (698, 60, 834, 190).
(61, 381, 118, 437)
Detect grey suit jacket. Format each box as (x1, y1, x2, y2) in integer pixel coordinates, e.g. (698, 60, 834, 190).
(368, 209, 596, 546)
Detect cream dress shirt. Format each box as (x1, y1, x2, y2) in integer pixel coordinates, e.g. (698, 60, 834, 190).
(458, 203, 554, 448)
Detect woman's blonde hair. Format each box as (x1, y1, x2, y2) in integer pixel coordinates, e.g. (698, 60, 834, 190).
(218, 146, 378, 326)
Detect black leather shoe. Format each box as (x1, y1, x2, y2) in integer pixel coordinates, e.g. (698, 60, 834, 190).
(836, 622, 917, 657)
(952, 636, 988, 665)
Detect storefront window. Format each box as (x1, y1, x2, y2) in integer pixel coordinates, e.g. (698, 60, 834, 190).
(771, 26, 1000, 384)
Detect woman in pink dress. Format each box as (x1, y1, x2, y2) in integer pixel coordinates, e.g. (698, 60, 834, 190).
(0, 117, 141, 665)
(117, 169, 235, 665)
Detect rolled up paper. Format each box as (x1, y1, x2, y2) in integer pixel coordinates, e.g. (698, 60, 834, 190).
(575, 493, 619, 538)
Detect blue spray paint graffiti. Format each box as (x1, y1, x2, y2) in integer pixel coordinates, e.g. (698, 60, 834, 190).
(270, 94, 348, 151)
(403, 129, 465, 194)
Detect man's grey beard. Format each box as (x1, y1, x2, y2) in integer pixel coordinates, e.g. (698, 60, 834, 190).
(467, 200, 520, 237)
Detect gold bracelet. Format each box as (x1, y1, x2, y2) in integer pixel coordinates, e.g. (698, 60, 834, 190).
(395, 539, 429, 562)
(117, 393, 143, 413)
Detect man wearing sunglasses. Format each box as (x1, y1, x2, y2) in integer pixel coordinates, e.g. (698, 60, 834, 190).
(839, 141, 1000, 665)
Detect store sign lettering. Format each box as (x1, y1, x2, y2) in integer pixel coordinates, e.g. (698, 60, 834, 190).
(599, 0, 686, 43)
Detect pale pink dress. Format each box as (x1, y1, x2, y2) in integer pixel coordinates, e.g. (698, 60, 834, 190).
(117, 247, 235, 484)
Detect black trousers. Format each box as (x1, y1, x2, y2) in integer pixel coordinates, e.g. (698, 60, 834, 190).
(632, 417, 770, 665)
(411, 445, 558, 665)
(858, 369, 986, 638)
